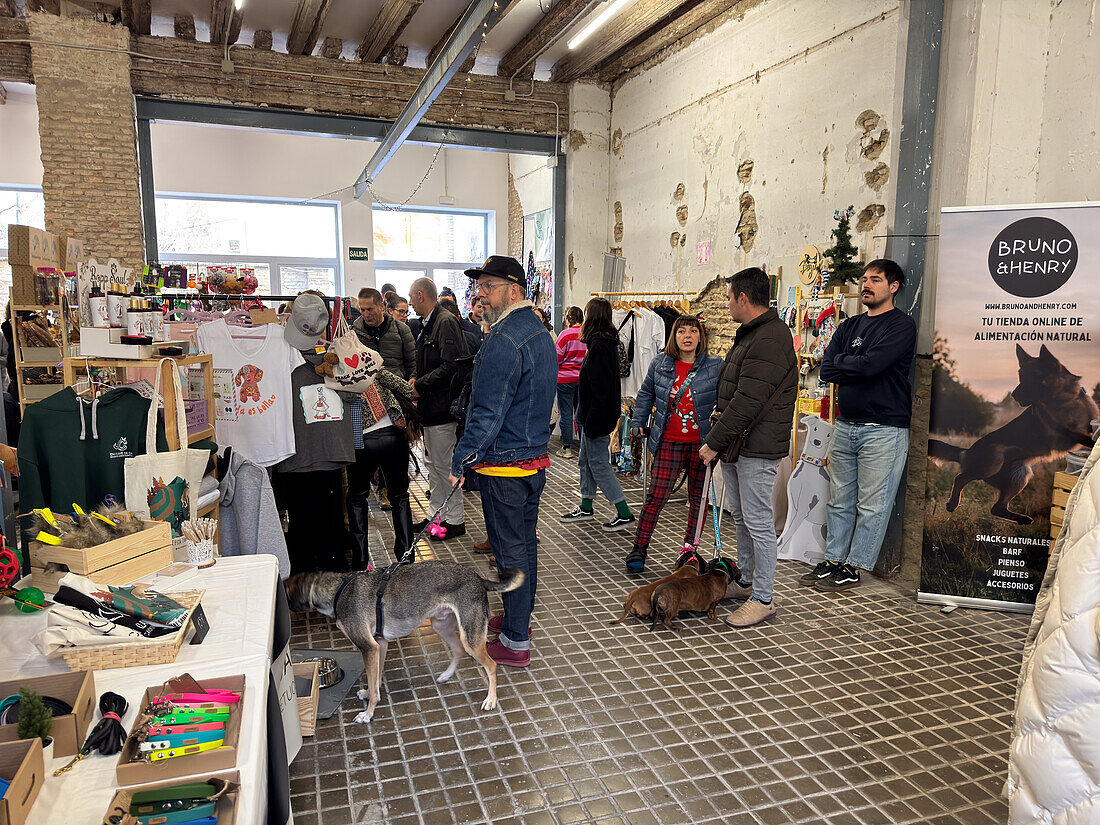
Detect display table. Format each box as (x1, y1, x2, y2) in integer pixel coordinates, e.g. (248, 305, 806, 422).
(0, 555, 280, 678)
(0, 555, 283, 825)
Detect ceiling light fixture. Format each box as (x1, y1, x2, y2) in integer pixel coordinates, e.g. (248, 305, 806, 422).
(568, 0, 629, 50)
(234, 0, 245, 9)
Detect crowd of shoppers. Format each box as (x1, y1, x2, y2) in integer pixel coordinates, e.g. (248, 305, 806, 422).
(293, 254, 915, 662)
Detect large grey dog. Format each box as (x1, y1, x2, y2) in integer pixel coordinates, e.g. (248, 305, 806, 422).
(286, 561, 524, 723)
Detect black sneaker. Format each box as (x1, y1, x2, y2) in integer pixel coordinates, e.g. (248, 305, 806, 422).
(412, 518, 430, 533)
(816, 563, 861, 591)
(560, 507, 594, 523)
(603, 514, 636, 533)
(798, 560, 839, 587)
(625, 547, 647, 574)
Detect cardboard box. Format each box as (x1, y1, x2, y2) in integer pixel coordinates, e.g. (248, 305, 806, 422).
(29, 520, 173, 595)
(103, 771, 240, 825)
(116, 674, 245, 785)
(6, 225, 58, 269)
(8, 265, 38, 307)
(0, 738, 44, 825)
(57, 237, 84, 273)
(0, 672, 95, 759)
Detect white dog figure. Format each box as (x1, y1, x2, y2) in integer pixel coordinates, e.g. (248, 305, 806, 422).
(777, 415, 833, 563)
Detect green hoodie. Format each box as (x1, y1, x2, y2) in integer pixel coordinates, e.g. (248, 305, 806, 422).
(17, 386, 168, 517)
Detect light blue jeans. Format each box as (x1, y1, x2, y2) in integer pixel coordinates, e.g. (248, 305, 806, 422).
(578, 431, 626, 505)
(722, 457, 781, 603)
(825, 420, 909, 571)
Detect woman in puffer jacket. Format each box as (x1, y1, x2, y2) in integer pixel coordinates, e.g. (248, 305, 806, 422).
(625, 315, 721, 573)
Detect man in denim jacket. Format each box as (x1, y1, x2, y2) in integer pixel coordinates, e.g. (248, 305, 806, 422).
(449, 256, 556, 668)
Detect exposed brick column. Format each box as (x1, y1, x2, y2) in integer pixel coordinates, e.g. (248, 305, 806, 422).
(28, 13, 145, 268)
(507, 163, 523, 261)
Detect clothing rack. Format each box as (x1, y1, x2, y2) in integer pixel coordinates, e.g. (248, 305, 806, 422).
(591, 290, 691, 311)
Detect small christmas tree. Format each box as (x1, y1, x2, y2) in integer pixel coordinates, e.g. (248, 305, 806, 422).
(16, 688, 52, 744)
(823, 206, 862, 288)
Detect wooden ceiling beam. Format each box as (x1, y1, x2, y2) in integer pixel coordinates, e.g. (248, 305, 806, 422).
(426, 15, 475, 73)
(286, 0, 332, 56)
(120, 0, 150, 35)
(0, 82, 6, 104)
(210, 0, 243, 47)
(253, 29, 272, 50)
(356, 0, 422, 63)
(173, 12, 195, 41)
(496, 0, 597, 80)
(0, 0, 17, 19)
(551, 0, 692, 82)
(25, 0, 60, 13)
(597, 0, 741, 81)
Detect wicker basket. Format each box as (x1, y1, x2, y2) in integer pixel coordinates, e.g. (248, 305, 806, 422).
(58, 590, 205, 672)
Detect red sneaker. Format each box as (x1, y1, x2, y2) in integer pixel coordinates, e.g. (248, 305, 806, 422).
(486, 638, 530, 668)
(487, 612, 531, 638)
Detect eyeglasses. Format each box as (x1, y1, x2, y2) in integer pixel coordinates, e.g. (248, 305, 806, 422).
(478, 281, 509, 295)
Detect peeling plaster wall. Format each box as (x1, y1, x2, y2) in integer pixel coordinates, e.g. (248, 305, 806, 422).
(565, 81, 612, 301)
(508, 152, 553, 261)
(606, 0, 902, 303)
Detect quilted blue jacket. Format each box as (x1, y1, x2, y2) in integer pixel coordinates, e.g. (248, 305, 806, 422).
(629, 352, 722, 455)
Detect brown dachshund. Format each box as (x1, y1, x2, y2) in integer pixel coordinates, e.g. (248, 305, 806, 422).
(610, 563, 701, 625)
(650, 558, 736, 631)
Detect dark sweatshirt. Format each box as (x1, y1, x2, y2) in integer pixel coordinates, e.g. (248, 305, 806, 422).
(17, 386, 167, 514)
(577, 331, 622, 438)
(820, 308, 917, 428)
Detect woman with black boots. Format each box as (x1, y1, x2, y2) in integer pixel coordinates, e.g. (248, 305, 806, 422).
(345, 369, 419, 568)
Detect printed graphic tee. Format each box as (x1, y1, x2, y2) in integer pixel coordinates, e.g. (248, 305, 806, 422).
(274, 363, 355, 473)
(663, 359, 700, 443)
(196, 318, 305, 466)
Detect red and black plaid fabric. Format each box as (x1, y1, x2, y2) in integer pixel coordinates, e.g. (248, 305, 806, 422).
(634, 440, 708, 551)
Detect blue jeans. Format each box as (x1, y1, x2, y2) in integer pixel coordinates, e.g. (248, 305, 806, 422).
(556, 382, 578, 448)
(578, 431, 626, 505)
(480, 472, 544, 651)
(825, 421, 909, 571)
(722, 456, 781, 603)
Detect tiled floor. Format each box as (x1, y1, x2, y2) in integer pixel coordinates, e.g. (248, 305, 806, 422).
(289, 454, 1027, 825)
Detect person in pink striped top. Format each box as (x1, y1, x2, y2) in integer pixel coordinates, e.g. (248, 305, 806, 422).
(554, 306, 586, 457)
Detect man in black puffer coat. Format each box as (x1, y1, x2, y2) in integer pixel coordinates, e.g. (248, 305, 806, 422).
(700, 267, 796, 629)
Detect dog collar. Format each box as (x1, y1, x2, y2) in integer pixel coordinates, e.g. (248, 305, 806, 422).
(800, 454, 826, 467)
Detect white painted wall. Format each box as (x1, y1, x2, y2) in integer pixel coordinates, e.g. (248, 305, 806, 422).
(602, 0, 903, 307)
(565, 81, 612, 302)
(510, 153, 553, 216)
(0, 83, 43, 186)
(149, 122, 509, 295)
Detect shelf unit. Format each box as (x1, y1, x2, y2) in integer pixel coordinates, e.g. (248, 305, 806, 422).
(9, 290, 75, 416)
(789, 284, 862, 459)
(61, 354, 215, 449)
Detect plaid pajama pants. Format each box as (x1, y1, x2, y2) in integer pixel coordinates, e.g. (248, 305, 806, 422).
(633, 439, 708, 552)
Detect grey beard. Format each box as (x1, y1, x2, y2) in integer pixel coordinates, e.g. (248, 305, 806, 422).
(483, 304, 505, 325)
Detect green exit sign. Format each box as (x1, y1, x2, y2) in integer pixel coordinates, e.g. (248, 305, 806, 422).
(349, 246, 370, 261)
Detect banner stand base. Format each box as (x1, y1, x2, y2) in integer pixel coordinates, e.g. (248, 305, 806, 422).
(918, 592, 1035, 615)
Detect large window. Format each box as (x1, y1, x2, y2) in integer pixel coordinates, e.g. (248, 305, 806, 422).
(0, 186, 47, 316)
(373, 207, 491, 311)
(154, 194, 342, 296)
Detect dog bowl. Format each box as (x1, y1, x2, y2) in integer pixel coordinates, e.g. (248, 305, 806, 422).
(301, 657, 343, 689)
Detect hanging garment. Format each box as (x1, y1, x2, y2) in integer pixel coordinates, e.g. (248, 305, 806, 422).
(219, 448, 292, 579)
(196, 317, 304, 467)
(613, 308, 667, 398)
(274, 363, 355, 474)
(17, 386, 167, 516)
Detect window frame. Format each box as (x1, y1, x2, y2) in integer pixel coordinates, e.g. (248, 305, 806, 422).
(0, 184, 47, 255)
(372, 203, 492, 273)
(153, 191, 344, 296)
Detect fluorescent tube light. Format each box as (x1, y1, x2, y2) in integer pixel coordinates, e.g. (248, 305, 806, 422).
(568, 0, 629, 50)
(234, 0, 245, 9)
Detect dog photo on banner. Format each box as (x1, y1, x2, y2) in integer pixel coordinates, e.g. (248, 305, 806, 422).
(921, 202, 1100, 613)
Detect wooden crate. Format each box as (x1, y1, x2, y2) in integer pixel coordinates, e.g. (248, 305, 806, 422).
(28, 521, 173, 594)
(294, 661, 320, 737)
(1050, 471, 1079, 546)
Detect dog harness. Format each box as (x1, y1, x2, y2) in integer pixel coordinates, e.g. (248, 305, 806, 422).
(331, 563, 406, 642)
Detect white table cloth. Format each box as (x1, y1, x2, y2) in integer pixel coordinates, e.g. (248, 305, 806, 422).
(0, 555, 282, 824)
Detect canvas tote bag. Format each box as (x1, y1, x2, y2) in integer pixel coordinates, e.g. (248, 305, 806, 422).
(124, 357, 209, 549)
(324, 310, 381, 394)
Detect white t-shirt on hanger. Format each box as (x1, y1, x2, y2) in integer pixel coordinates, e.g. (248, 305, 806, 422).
(196, 318, 306, 467)
(613, 307, 667, 397)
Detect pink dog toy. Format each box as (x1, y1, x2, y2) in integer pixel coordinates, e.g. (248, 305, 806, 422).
(427, 518, 447, 539)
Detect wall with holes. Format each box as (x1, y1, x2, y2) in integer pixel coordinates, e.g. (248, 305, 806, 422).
(600, 0, 902, 310)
